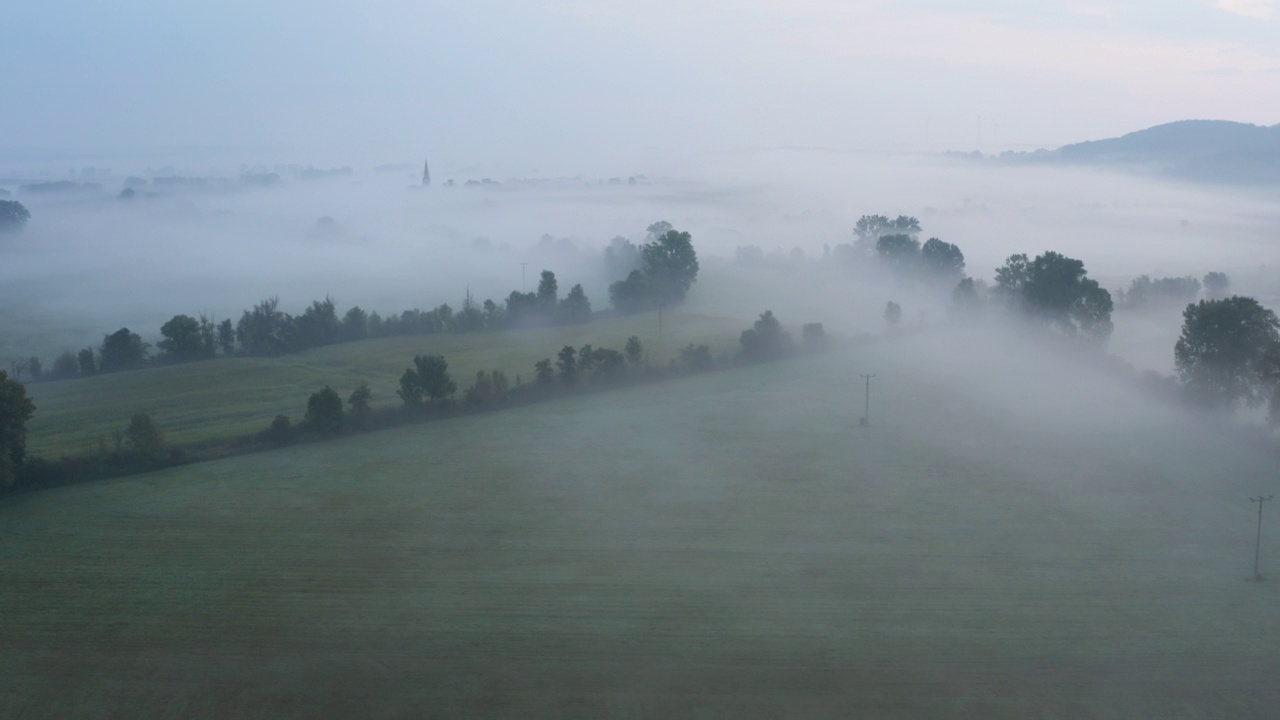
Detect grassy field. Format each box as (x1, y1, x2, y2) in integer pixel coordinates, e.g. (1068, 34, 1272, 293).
(3, 330, 1279, 718)
(22, 310, 743, 456)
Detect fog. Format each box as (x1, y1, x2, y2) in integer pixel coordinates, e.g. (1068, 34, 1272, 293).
(3, 151, 1278, 377)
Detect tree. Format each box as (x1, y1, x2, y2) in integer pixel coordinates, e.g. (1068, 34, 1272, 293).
(534, 358, 555, 385)
(1174, 296, 1280, 411)
(305, 386, 344, 434)
(397, 369, 425, 407)
(884, 301, 903, 327)
(557, 345, 577, 384)
(237, 297, 294, 356)
(399, 354, 457, 406)
(920, 238, 965, 281)
(641, 228, 700, 302)
(625, 336, 644, 367)
(604, 236, 642, 279)
(27, 357, 42, 382)
(1203, 271, 1230, 300)
(951, 277, 984, 317)
(680, 344, 714, 371)
(295, 297, 339, 349)
(341, 306, 369, 342)
(347, 383, 372, 428)
(993, 253, 1030, 303)
(609, 270, 652, 314)
(739, 310, 792, 360)
(264, 415, 294, 445)
(0, 200, 30, 234)
(0, 371, 36, 487)
(49, 351, 79, 380)
(558, 283, 592, 324)
(875, 234, 920, 273)
(216, 319, 236, 355)
(537, 270, 559, 309)
(646, 221, 674, 240)
(158, 314, 208, 363)
(995, 251, 1113, 341)
(464, 370, 495, 406)
(123, 413, 166, 464)
(77, 348, 96, 376)
(99, 328, 149, 372)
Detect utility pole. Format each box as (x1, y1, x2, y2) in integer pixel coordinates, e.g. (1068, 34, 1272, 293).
(859, 374, 875, 426)
(1251, 496, 1273, 581)
(657, 302, 664, 337)
(518, 262, 528, 291)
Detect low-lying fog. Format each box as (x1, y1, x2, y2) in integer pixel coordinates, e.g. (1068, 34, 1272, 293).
(2, 150, 1277, 375)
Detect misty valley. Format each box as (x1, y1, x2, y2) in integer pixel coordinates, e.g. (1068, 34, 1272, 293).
(3, 147, 1280, 718)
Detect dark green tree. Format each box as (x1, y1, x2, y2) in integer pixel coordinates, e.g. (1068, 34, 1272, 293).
(264, 415, 294, 446)
(884, 301, 903, 327)
(558, 283, 592, 324)
(680, 343, 713, 372)
(0, 200, 30, 234)
(537, 270, 559, 309)
(399, 355, 457, 406)
(739, 310, 792, 360)
(158, 314, 208, 362)
(608, 270, 652, 313)
(77, 348, 96, 376)
(1203, 271, 1230, 300)
(1174, 296, 1280, 411)
(557, 345, 577, 384)
(99, 328, 149, 372)
(876, 234, 921, 273)
(398, 368, 425, 407)
(0, 371, 36, 487)
(347, 383, 372, 428)
(295, 297, 339, 349)
(534, 358, 555, 385)
(217, 319, 236, 355)
(123, 413, 166, 464)
(304, 386, 344, 434)
(624, 336, 644, 366)
(237, 297, 294, 356)
(995, 251, 1113, 341)
(920, 238, 965, 281)
(50, 351, 79, 380)
(341, 306, 369, 342)
(641, 228, 700, 302)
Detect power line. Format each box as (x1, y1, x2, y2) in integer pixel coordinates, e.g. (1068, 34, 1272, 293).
(1251, 495, 1273, 581)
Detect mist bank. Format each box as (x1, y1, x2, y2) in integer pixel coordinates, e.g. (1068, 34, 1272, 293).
(2, 151, 1276, 368)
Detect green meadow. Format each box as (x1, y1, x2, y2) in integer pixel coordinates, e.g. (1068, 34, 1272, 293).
(3, 331, 1277, 718)
(22, 311, 741, 457)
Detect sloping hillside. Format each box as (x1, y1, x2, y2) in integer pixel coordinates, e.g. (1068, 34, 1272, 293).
(3, 328, 1278, 718)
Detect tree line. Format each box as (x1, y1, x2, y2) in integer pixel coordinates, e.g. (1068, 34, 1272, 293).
(0, 306, 820, 492)
(10, 221, 701, 384)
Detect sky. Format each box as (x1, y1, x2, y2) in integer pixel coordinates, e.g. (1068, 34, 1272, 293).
(1, 0, 1277, 173)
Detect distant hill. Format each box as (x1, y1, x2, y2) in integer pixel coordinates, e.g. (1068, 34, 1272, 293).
(997, 120, 1280, 185)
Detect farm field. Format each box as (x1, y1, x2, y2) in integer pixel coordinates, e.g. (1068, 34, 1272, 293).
(22, 310, 742, 457)
(3, 331, 1279, 718)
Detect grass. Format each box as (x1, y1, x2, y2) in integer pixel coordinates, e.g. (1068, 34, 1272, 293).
(3, 331, 1279, 718)
(23, 310, 743, 457)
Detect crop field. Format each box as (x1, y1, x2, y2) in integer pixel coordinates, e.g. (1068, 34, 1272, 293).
(3, 333, 1279, 718)
(22, 310, 742, 457)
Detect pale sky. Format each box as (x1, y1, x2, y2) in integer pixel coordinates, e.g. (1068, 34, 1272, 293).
(1, 0, 1276, 172)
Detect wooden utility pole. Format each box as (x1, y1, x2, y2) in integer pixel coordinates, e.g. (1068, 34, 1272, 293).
(860, 374, 875, 426)
(1251, 496, 1273, 580)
